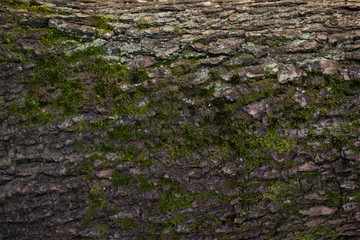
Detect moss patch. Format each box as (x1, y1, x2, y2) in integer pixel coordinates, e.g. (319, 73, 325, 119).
(87, 15, 115, 32)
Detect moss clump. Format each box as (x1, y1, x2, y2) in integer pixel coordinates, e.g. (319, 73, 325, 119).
(168, 214, 187, 227)
(263, 181, 297, 208)
(136, 17, 158, 29)
(292, 225, 342, 240)
(181, 125, 203, 149)
(8, 88, 52, 125)
(118, 145, 137, 162)
(85, 181, 107, 220)
(324, 191, 346, 206)
(289, 106, 316, 128)
(1, 0, 60, 15)
(153, 124, 206, 159)
(189, 215, 222, 230)
(115, 98, 149, 117)
(171, 58, 201, 77)
(67, 46, 105, 64)
(258, 129, 296, 153)
(198, 83, 215, 97)
(87, 15, 115, 32)
(1, 29, 34, 62)
(53, 78, 84, 116)
(41, 28, 81, 47)
(111, 171, 134, 187)
(98, 143, 116, 154)
(139, 234, 161, 240)
(33, 53, 66, 85)
(157, 183, 194, 213)
(83, 180, 110, 239)
(14, 46, 109, 123)
(117, 218, 140, 231)
(107, 126, 134, 141)
(95, 223, 110, 238)
(238, 192, 262, 209)
(137, 176, 157, 191)
(111, 172, 157, 191)
(79, 154, 102, 175)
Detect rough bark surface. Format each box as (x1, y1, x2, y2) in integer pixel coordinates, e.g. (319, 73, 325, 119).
(1, 0, 360, 239)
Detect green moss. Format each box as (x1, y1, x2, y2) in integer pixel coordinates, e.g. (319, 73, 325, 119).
(246, 154, 273, 173)
(163, 125, 205, 158)
(87, 15, 115, 32)
(172, 24, 182, 36)
(171, 59, 200, 77)
(139, 156, 154, 169)
(162, 125, 206, 159)
(136, 17, 158, 29)
(85, 181, 107, 220)
(198, 83, 215, 97)
(21, 94, 51, 123)
(29, 111, 52, 124)
(128, 68, 149, 84)
(117, 218, 140, 231)
(41, 28, 81, 47)
(324, 191, 346, 206)
(111, 171, 158, 191)
(304, 73, 356, 111)
(107, 126, 134, 141)
(33, 54, 65, 84)
(329, 135, 349, 151)
(289, 106, 316, 128)
(117, 145, 136, 162)
(169, 214, 186, 226)
(8, 88, 52, 125)
(263, 181, 297, 207)
(28, 5, 57, 14)
(67, 46, 105, 63)
(54, 79, 84, 116)
(75, 141, 93, 153)
(2, 0, 58, 15)
(189, 215, 222, 230)
(258, 129, 296, 153)
(111, 171, 134, 187)
(239, 192, 262, 209)
(159, 191, 192, 212)
(292, 225, 342, 240)
(85, 119, 112, 130)
(76, 141, 115, 154)
(94, 81, 109, 98)
(139, 234, 161, 240)
(33, 46, 103, 83)
(209, 123, 270, 171)
(115, 100, 149, 117)
(156, 183, 194, 213)
(89, 63, 129, 96)
(293, 236, 316, 240)
(95, 223, 109, 238)
(181, 125, 202, 148)
(192, 39, 208, 45)
(148, 214, 192, 234)
(98, 143, 116, 153)
(79, 154, 102, 176)
(1, 31, 15, 46)
(216, 194, 231, 203)
(20, 45, 117, 122)
(137, 176, 157, 191)
(1, 29, 34, 62)
(354, 191, 360, 203)
(244, 81, 276, 103)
